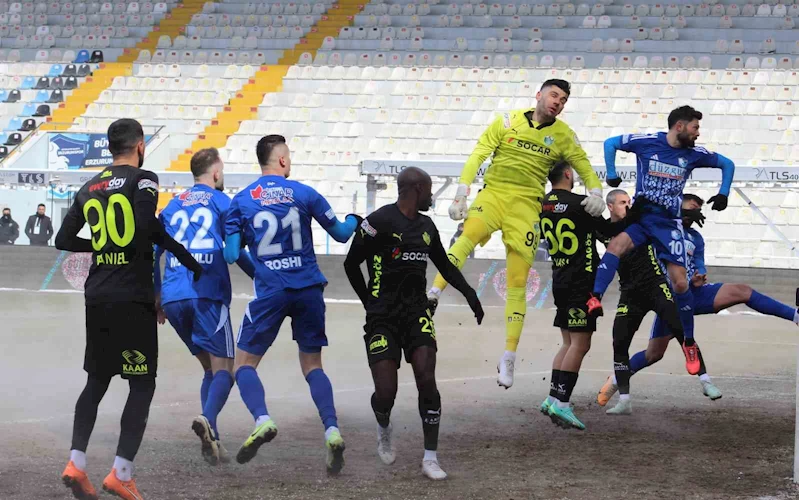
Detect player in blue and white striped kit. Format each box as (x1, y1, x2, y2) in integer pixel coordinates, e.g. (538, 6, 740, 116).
(154, 148, 256, 465)
(223, 135, 359, 475)
(589, 106, 736, 375)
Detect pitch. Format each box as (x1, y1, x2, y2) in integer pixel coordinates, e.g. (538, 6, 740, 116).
(0, 290, 796, 499)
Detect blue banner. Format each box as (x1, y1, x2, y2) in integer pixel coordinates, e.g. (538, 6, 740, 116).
(48, 133, 152, 170)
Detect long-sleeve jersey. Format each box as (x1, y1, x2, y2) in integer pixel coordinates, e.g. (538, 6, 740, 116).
(55, 164, 198, 304)
(344, 203, 475, 316)
(604, 132, 735, 217)
(460, 108, 601, 197)
(156, 184, 254, 306)
(541, 189, 626, 294)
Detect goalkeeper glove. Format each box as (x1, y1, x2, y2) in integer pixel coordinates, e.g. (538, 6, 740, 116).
(449, 183, 470, 220)
(581, 188, 605, 217)
(707, 194, 728, 211)
(606, 177, 622, 188)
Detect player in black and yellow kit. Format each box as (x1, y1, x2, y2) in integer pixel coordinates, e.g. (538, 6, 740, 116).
(539, 162, 628, 430)
(595, 189, 687, 416)
(56, 119, 201, 500)
(427, 80, 605, 390)
(344, 167, 483, 481)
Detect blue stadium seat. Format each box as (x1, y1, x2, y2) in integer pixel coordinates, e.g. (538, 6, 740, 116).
(34, 89, 49, 102)
(5, 117, 21, 131)
(47, 64, 63, 77)
(20, 76, 36, 89)
(74, 50, 90, 63)
(20, 103, 36, 116)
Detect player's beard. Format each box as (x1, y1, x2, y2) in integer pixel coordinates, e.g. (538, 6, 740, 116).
(137, 153, 144, 169)
(677, 132, 696, 148)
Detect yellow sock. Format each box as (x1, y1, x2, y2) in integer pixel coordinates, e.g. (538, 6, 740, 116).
(505, 287, 527, 352)
(431, 221, 483, 293)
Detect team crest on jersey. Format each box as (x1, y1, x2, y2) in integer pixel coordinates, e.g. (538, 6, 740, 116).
(671, 230, 682, 240)
(544, 136, 554, 146)
(422, 231, 431, 245)
(572, 133, 581, 146)
(178, 190, 213, 207)
(250, 184, 294, 206)
(678, 157, 688, 168)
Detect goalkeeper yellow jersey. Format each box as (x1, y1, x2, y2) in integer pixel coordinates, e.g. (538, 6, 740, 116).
(459, 108, 601, 198)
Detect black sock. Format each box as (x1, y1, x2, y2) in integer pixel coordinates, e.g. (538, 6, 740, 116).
(116, 377, 156, 461)
(613, 357, 631, 395)
(696, 343, 707, 377)
(556, 371, 579, 403)
(683, 337, 695, 347)
(71, 375, 112, 452)
(371, 392, 393, 428)
(549, 369, 562, 399)
(418, 389, 441, 451)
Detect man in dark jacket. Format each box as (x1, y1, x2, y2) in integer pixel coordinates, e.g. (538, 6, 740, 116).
(0, 207, 19, 244)
(25, 203, 53, 246)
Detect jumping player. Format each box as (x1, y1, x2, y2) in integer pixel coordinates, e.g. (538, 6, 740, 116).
(154, 148, 255, 465)
(56, 119, 202, 500)
(344, 167, 484, 480)
(223, 135, 359, 475)
(603, 194, 799, 408)
(591, 106, 735, 375)
(427, 79, 605, 389)
(539, 163, 628, 430)
(594, 189, 687, 415)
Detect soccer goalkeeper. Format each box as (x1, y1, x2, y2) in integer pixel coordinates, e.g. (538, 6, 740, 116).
(426, 79, 604, 389)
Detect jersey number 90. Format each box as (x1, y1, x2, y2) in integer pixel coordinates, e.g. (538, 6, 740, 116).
(541, 218, 578, 256)
(83, 194, 135, 251)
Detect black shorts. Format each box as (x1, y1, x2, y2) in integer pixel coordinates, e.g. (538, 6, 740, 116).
(552, 287, 596, 332)
(615, 282, 680, 340)
(363, 308, 436, 367)
(85, 302, 158, 379)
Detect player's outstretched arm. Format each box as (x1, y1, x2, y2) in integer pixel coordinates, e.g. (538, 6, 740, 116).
(343, 221, 372, 307)
(323, 214, 360, 243)
(223, 233, 242, 264)
(55, 199, 93, 252)
(429, 230, 484, 324)
(134, 172, 202, 281)
(153, 245, 164, 293)
(706, 154, 735, 211)
(564, 133, 604, 216)
(602, 135, 624, 188)
(450, 115, 504, 220)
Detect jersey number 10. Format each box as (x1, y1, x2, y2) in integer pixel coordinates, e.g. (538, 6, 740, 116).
(83, 194, 135, 252)
(254, 206, 302, 257)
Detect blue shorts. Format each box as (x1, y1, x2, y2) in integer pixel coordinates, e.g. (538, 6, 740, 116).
(625, 212, 687, 267)
(163, 299, 234, 358)
(649, 283, 723, 338)
(691, 283, 723, 315)
(237, 285, 327, 356)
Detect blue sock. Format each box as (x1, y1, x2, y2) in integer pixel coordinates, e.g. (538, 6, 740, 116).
(235, 366, 269, 422)
(629, 350, 650, 374)
(675, 289, 695, 341)
(746, 290, 796, 321)
(201, 370, 213, 411)
(593, 253, 620, 296)
(203, 370, 234, 439)
(305, 368, 338, 430)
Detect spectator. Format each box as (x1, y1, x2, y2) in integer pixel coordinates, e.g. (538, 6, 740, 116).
(25, 203, 53, 246)
(451, 223, 475, 258)
(0, 207, 19, 244)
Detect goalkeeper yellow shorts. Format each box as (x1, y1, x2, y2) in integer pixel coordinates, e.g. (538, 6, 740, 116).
(467, 186, 542, 266)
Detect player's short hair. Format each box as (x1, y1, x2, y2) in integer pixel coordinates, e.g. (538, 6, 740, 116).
(683, 193, 705, 206)
(547, 161, 572, 184)
(107, 118, 144, 156)
(256, 134, 286, 166)
(606, 189, 629, 204)
(37, 203, 45, 208)
(540, 79, 571, 97)
(667, 106, 703, 129)
(190, 148, 221, 178)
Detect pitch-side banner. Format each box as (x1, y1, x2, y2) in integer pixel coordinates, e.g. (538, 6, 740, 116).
(360, 160, 799, 183)
(48, 133, 153, 169)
